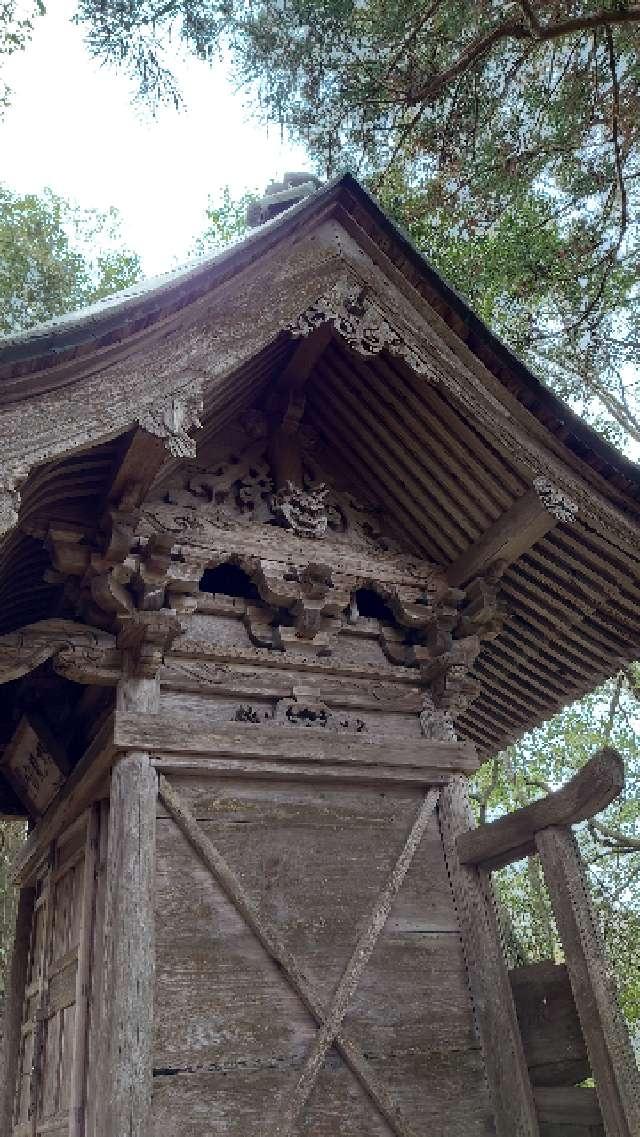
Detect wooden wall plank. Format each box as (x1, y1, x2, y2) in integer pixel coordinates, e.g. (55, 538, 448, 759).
(153, 774, 494, 1136)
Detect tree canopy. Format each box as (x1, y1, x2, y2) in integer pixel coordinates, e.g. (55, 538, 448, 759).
(0, 185, 141, 336)
(65, 0, 640, 445)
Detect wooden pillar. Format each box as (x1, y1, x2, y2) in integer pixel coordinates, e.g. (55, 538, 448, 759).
(536, 826, 640, 1137)
(0, 884, 34, 1137)
(439, 777, 540, 1137)
(97, 670, 158, 1137)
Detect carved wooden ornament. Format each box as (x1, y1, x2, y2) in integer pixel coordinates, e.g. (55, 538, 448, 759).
(0, 715, 69, 818)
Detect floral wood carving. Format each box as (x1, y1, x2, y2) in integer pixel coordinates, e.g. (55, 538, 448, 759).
(287, 278, 432, 376)
(137, 379, 204, 459)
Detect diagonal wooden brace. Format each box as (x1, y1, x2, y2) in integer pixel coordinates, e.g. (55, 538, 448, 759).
(158, 775, 436, 1137)
(274, 789, 439, 1135)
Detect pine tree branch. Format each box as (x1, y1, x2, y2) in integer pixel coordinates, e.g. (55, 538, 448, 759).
(407, 7, 640, 106)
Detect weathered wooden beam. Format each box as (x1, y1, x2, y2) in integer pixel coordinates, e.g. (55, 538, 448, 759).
(152, 755, 460, 786)
(115, 712, 478, 774)
(0, 885, 34, 1137)
(446, 480, 577, 587)
(269, 325, 333, 488)
(278, 323, 333, 392)
(96, 752, 156, 1137)
(536, 826, 640, 1137)
(69, 807, 100, 1137)
(439, 777, 541, 1137)
(457, 749, 624, 872)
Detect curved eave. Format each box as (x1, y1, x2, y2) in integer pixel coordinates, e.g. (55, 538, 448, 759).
(1, 173, 638, 509)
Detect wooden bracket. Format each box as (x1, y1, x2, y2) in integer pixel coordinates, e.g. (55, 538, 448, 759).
(456, 747, 624, 871)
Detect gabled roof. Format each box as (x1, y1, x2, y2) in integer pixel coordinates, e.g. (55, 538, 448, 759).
(2, 173, 638, 503)
(0, 173, 638, 765)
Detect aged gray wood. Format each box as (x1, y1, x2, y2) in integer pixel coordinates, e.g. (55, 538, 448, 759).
(273, 789, 439, 1135)
(97, 666, 160, 1137)
(151, 754, 459, 786)
(116, 713, 477, 772)
(12, 717, 116, 886)
(69, 806, 100, 1137)
(509, 961, 589, 1087)
(457, 749, 624, 871)
(96, 752, 157, 1137)
(153, 775, 490, 1133)
(84, 800, 109, 1137)
(157, 775, 424, 1137)
(536, 826, 640, 1137)
(0, 884, 34, 1137)
(439, 776, 540, 1137)
(445, 487, 562, 587)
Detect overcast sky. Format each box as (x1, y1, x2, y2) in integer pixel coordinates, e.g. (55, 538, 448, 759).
(0, 1, 308, 273)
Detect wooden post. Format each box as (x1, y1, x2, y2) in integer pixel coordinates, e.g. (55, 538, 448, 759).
(96, 669, 158, 1137)
(439, 777, 540, 1137)
(536, 826, 640, 1137)
(0, 884, 34, 1137)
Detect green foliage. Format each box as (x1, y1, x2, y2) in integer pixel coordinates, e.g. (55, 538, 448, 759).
(71, 0, 640, 443)
(0, 1, 45, 115)
(0, 186, 142, 337)
(472, 672, 640, 1035)
(191, 186, 259, 256)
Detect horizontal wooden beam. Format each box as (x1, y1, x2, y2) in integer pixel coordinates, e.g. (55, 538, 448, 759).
(152, 755, 458, 787)
(456, 748, 623, 871)
(116, 713, 478, 775)
(446, 481, 577, 587)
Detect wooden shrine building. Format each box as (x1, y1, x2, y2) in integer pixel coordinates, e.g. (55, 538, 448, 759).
(0, 172, 639, 1137)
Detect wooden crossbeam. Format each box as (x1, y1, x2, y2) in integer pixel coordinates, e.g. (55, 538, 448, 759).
(533, 1086, 602, 1127)
(116, 712, 477, 774)
(456, 748, 624, 871)
(446, 482, 576, 588)
(158, 775, 435, 1137)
